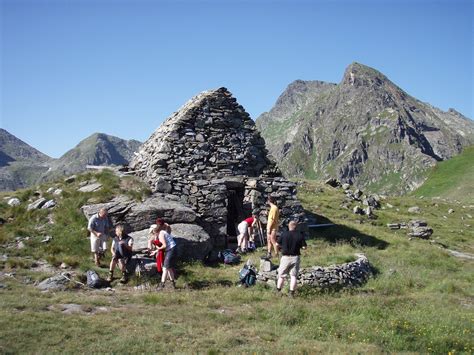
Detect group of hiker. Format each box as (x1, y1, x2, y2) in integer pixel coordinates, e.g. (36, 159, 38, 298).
(87, 210, 177, 288)
(87, 195, 307, 295)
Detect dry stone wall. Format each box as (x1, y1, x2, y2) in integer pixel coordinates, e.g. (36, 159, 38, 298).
(257, 254, 372, 290)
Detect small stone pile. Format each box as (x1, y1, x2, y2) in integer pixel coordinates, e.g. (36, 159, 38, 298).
(387, 220, 433, 239)
(326, 178, 381, 217)
(257, 254, 372, 290)
(408, 220, 433, 239)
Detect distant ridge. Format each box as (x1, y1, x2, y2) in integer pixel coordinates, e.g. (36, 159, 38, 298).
(256, 62, 474, 194)
(0, 129, 52, 190)
(45, 133, 142, 178)
(0, 130, 141, 191)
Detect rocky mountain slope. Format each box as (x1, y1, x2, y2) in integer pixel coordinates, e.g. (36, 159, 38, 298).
(256, 63, 474, 194)
(45, 133, 142, 178)
(0, 129, 52, 190)
(0, 130, 141, 190)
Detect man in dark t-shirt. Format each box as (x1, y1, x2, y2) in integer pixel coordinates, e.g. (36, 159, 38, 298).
(276, 221, 307, 297)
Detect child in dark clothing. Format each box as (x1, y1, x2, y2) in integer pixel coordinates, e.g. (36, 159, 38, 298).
(107, 224, 134, 283)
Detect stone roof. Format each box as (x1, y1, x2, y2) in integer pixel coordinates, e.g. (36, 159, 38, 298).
(130, 87, 280, 191)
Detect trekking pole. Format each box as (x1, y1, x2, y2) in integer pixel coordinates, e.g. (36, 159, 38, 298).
(257, 220, 265, 247)
(256, 221, 262, 247)
(260, 223, 267, 245)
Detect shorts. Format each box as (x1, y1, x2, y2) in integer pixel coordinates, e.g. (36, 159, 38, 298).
(237, 221, 249, 236)
(90, 234, 108, 253)
(278, 255, 300, 278)
(163, 247, 177, 269)
(112, 251, 132, 265)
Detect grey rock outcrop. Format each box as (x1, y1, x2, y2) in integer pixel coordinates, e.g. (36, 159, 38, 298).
(42, 199, 56, 209)
(130, 223, 212, 261)
(7, 198, 21, 206)
(78, 183, 103, 193)
(82, 194, 197, 233)
(27, 198, 47, 210)
(408, 206, 421, 214)
(37, 273, 73, 291)
(171, 223, 212, 261)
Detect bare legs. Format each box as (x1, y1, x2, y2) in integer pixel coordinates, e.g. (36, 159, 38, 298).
(267, 229, 278, 257)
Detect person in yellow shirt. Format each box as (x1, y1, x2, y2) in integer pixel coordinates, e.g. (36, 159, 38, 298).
(266, 195, 280, 259)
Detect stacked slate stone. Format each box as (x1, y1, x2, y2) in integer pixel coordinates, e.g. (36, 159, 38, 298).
(130, 88, 307, 247)
(257, 254, 372, 290)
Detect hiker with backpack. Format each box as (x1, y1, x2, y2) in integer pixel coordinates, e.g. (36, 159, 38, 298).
(107, 224, 134, 283)
(88, 207, 112, 267)
(276, 220, 307, 297)
(150, 219, 177, 289)
(236, 214, 257, 254)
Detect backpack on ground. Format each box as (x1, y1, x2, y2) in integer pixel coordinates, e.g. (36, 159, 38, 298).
(238, 264, 257, 287)
(218, 249, 241, 265)
(247, 241, 256, 251)
(86, 270, 106, 288)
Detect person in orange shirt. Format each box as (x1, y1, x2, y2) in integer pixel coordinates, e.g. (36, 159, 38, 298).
(266, 195, 280, 259)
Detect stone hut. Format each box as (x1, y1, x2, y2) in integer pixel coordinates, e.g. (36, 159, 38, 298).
(130, 87, 306, 248)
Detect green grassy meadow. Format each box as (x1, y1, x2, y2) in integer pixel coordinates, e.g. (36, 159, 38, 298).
(413, 145, 474, 203)
(0, 173, 473, 353)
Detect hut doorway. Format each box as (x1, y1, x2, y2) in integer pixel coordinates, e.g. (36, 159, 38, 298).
(226, 188, 244, 238)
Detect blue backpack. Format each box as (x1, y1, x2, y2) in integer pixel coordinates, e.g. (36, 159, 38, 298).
(218, 249, 241, 265)
(239, 264, 257, 287)
(86, 270, 106, 288)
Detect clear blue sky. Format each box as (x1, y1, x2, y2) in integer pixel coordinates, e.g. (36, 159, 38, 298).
(1, 0, 472, 158)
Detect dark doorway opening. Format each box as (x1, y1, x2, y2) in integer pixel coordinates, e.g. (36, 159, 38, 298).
(226, 188, 244, 238)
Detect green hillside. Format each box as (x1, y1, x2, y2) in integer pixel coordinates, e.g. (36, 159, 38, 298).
(414, 145, 474, 202)
(0, 173, 472, 353)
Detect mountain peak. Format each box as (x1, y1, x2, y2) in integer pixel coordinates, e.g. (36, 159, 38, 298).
(342, 62, 389, 87)
(256, 63, 474, 195)
(0, 129, 51, 163)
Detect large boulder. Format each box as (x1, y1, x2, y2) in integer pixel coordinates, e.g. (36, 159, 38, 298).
(172, 223, 212, 261)
(37, 273, 73, 291)
(130, 223, 212, 261)
(130, 228, 151, 251)
(126, 195, 196, 231)
(82, 194, 197, 232)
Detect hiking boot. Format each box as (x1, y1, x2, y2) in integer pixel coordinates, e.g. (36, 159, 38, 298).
(119, 272, 128, 284)
(289, 290, 296, 298)
(156, 282, 166, 291)
(106, 271, 114, 282)
(265, 252, 272, 259)
(235, 247, 242, 254)
(171, 280, 176, 289)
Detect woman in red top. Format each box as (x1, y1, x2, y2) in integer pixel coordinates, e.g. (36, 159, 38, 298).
(236, 215, 257, 253)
